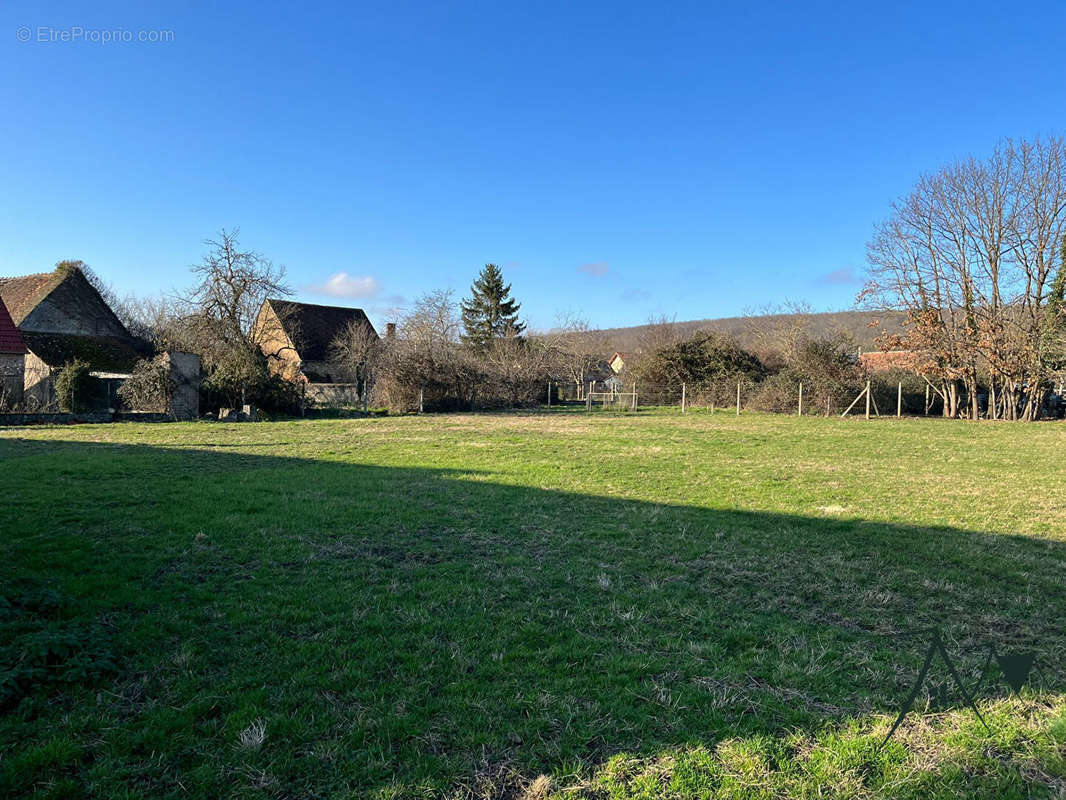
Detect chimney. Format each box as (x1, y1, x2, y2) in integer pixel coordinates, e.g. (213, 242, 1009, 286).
(385, 322, 397, 340)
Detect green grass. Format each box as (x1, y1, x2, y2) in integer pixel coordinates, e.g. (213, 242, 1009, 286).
(2, 409, 1065, 798)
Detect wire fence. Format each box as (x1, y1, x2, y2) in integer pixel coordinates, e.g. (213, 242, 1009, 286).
(545, 379, 937, 418)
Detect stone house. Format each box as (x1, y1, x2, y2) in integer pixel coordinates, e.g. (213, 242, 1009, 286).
(0, 264, 152, 410)
(253, 298, 378, 384)
(0, 295, 27, 409)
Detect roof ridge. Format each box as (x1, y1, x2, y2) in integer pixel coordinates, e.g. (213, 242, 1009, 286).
(0, 270, 63, 324)
(0, 271, 52, 282)
(269, 297, 369, 311)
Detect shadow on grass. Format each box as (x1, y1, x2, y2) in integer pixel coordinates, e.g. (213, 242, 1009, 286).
(1, 436, 1064, 797)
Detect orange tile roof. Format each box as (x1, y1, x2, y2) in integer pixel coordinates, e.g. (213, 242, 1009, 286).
(0, 272, 58, 325)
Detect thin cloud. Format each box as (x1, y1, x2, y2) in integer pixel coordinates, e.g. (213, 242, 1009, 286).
(310, 272, 381, 298)
(816, 266, 860, 286)
(620, 288, 652, 303)
(368, 295, 407, 322)
(578, 261, 609, 277)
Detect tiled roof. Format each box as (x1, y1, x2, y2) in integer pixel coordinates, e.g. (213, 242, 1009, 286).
(22, 332, 151, 373)
(0, 296, 27, 354)
(859, 350, 916, 373)
(0, 272, 60, 325)
(265, 299, 377, 362)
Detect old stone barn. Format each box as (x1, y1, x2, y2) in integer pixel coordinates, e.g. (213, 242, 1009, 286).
(0, 263, 151, 410)
(254, 298, 378, 406)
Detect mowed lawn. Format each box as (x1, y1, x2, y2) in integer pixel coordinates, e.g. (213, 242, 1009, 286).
(2, 410, 1066, 799)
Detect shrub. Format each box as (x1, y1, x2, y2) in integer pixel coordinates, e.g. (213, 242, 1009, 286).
(53, 359, 99, 413)
(199, 355, 304, 417)
(749, 337, 865, 415)
(117, 355, 174, 412)
(626, 332, 771, 394)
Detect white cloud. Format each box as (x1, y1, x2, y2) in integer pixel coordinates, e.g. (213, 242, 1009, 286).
(310, 272, 381, 298)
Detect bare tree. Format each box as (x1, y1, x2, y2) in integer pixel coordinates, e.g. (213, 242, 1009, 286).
(400, 289, 461, 349)
(544, 312, 609, 389)
(482, 331, 553, 407)
(637, 313, 679, 354)
(172, 228, 293, 406)
(745, 301, 817, 370)
(329, 318, 381, 407)
(375, 290, 476, 411)
(864, 137, 1066, 420)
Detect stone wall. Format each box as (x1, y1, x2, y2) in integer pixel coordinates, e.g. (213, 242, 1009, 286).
(164, 351, 201, 420)
(306, 382, 361, 408)
(23, 351, 55, 410)
(0, 411, 113, 426)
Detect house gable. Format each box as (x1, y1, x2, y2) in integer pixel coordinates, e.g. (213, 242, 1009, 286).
(19, 267, 131, 338)
(252, 300, 301, 381)
(255, 298, 377, 383)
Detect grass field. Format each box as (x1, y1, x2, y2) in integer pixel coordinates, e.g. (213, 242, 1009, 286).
(2, 410, 1066, 799)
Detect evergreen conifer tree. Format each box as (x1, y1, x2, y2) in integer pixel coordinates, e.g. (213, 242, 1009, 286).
(460, 264, 525, 349)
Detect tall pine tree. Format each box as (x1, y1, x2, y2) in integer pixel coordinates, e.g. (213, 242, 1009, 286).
(460, 264, 525, 349)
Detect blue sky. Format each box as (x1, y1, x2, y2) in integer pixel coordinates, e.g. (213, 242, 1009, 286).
(2, 1, 1064, 332)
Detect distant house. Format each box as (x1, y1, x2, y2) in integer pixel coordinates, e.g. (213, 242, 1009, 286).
(0, 296, 27, 408)
(0, 264, 152, 409)
(608, 352, 630, 374)
(253, 298, 378, 384)
(859, 349, 916, 374)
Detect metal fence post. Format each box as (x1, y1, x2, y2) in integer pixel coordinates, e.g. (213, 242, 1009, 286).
(681, 383, 686, 414)
(798, 382, 803, 416)
(736, 382, 741, 416)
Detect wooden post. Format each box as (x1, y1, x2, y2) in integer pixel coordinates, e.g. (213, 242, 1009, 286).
(586, 381, 593, 412)
(925, 383, 930, 416)
(419, 384, 424, 414)
(681, 383, 686, 414)
(990, 380, 997, 420)
(546, 380, 551, 407)
(896, 382, 902, 418)
(798, 382, 803, 416)
(841, 387, 865, 417)
(864, 380, 871, 420)
(736, 382, 741, 416)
